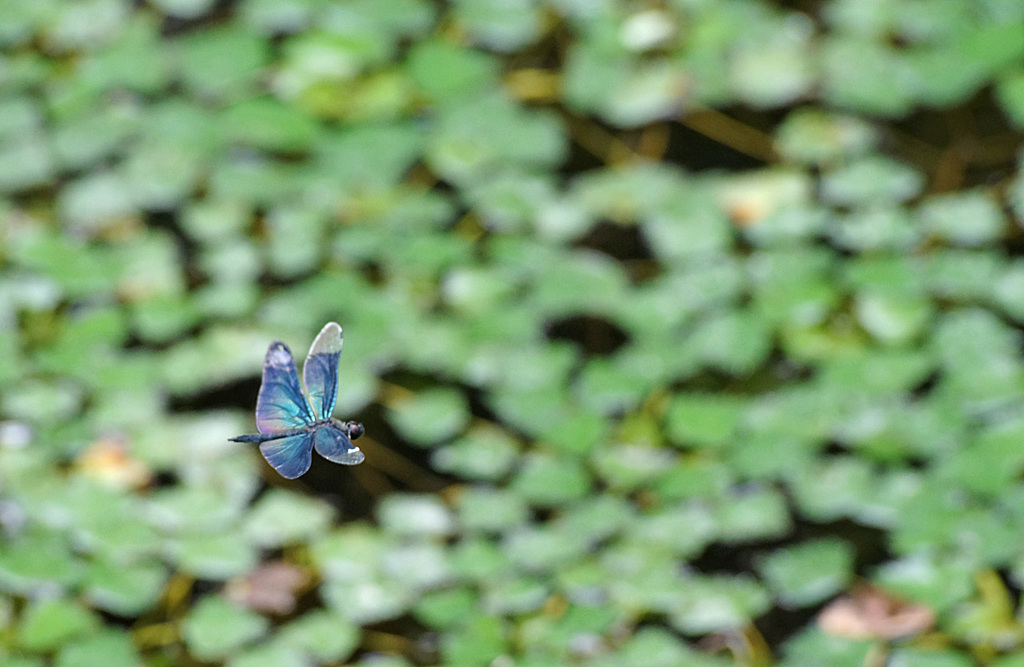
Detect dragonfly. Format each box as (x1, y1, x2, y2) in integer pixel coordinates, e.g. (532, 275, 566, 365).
(230, 322, 365, 479)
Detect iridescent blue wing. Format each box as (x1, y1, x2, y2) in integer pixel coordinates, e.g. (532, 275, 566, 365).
(259, 432, 315, 479)
(314, 425, 365, 465)
(302, 322, 343, 421)
(256, 342, 316, 434)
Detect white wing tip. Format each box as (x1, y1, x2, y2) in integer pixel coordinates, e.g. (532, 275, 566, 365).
(335, 448, 365, 465)
(311, 322, 343, 354)
(266, 343, 294, 367)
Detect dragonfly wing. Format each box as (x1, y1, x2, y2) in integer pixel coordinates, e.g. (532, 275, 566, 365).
(256, 342, 316, 433)
(303, 322, 343, 421)
(259, 432, 315, 479)
(314, 425, 365, 465)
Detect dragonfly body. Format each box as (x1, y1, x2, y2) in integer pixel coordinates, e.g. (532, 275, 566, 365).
(230, 418, 364, 444)
(230, 323, 366, 478)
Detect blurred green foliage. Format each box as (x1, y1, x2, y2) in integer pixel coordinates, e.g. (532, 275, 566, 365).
(1, 0, 1024, 665)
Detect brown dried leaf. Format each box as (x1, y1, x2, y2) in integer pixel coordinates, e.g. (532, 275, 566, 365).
(74, 436, 151, 490)
(226, 561, 310, 615)
(818, 584, 935, 641)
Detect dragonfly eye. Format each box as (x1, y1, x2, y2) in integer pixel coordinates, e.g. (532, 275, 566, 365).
(347, 421, 365, 441)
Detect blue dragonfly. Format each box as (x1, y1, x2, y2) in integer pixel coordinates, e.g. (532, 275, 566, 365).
(230, 322, 365, 478)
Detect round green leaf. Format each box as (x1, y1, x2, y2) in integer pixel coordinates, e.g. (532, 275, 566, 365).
(278, 610, 360, 664)
(378, 493, 455, 538)
(387, 388, 470, 446)
(512, 454, 591, 506)
(183, 595, 268, 661)
(243, 489, 335, 548)
(759, 539, 854, 607)
(19, 598, 100, 652)
(55, 631, 139, 667)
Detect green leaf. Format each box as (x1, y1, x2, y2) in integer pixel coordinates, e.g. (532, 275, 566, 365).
(456, 486, 529, 533)
(821, 155, 924, 206)
(512, 453, 591, 506)
(441, 614, 508, 665)
(926, 249, 1004, 302)
(821, 37, 915, 115)
(854, 292, 933, 345)
(904, 46, 989, 107)
(0, 657, 44, 667)
(81, 15, 169, 94)
(750, 248, 838, 327)
(592, 441, 675, 491)
(243, 489, 335, 548)
(780, 627, 872, 667)
(482, 576, 548, 615)
(666, 394, 746, 449)
(691, 309, 773, 375)
(0, 135, 52, 192)
(414, 587, 478, 628)
(958, 21, 1024, 73)
(655, 458, 734, 501)
(611, 627, 725, 667)
(995, 260, 1024, 322)
(278, 610, 360, 663)
(715, 487, 792, 542)
(775, 109, 877, 165)
(819, 348, 936, 396)
(938, 416, 1024, 497)
(918, 190, 1005, 246)
(387, 387, 470, 446)
(880, 528, 983, 614)
(119, 138, 203, 210)
(407, 38, 498, 100)
(626, 503, 717, 559)
(669, 574, 771, 634)
(575, 357, 653, 415)
(82, 559, 167, 616)
(19, 598, 100, 652)
(183, 595, 268, 661)
(844, 254, 926, 297)
(466, 170, 557, 233)
(541, 411, 608, 457)
(994, 653, 1024, 667)
(0, 529, 81, 595)
(996, 68, 1024, 129)
(504, 524, 582, 573)
(729, 25, 814, 107)
(886, 648, 974, 667)
(321, 577, 414, 624)
(451, 537, 512, 582)
(828, 206, 921, 251)
(221, 97, 320, 153)
(427, 92, 566, 184)
(789, 457, 905, 526)
(557, 496, 633, 546)
(452, 0, 542, 52)
(57, 172, 136, 233)
(131, 294, 200, 344)
(227, 643, 307, 667)
(378, 494, 455, 538)
(759, 539, 854, 607)
(45, 0, 128, 52)
(55, 630, 140, 667)
(311, 526, 384, 583)
(433, 426, 519, 481)
(168, 532, 258, 580)
(175, 24, 269, 98)
(150, 0, 216, 19)
(145, 484, 247, 534)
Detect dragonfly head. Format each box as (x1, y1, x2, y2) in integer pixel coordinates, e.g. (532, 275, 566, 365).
(345, 421, 365, 441)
